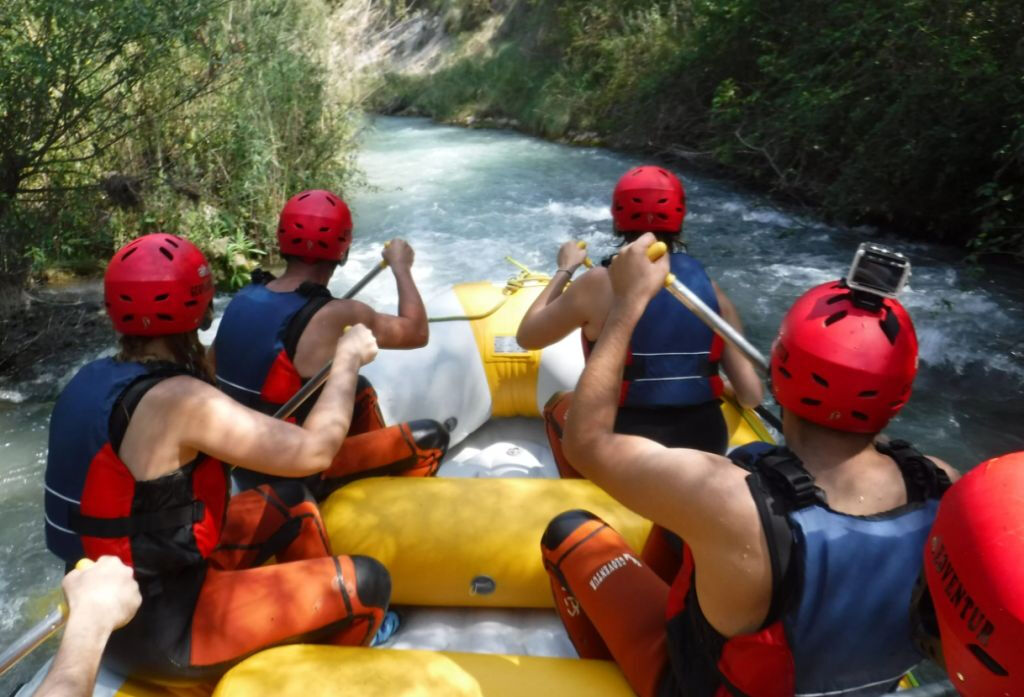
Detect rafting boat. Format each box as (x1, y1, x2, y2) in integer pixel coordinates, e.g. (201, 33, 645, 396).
(16, 266, 774, 697)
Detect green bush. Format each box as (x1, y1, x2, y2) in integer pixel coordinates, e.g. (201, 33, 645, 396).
(1, 0, 363, 300)
(375, 0, 1024, 260)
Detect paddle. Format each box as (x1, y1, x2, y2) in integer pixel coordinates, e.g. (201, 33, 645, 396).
(0, 247, 392, 676)
(577, 240, 594, 269)
(900, 681, 958, 696)
(645, 241, 782, 432)
(0, 560, 93, 677)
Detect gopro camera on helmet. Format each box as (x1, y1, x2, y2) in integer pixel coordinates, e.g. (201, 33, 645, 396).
(846, 243, 911, 301)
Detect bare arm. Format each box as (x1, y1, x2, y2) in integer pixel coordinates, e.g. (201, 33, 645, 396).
(34, 558, 141, 697)
(713, 282, 764, 409)
(517, 241, 593, 349)
(124, 325, 378, 480)
(375, 239, 428, 348)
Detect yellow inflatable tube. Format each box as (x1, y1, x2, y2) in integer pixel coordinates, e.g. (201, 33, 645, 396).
(214, 645, 634, 697)
(321, 477, 652, 608)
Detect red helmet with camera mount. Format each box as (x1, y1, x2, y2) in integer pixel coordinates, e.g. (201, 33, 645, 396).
(919, 452, 1024, 696)
(277, 189, 353, 263)
(769, 280, 918, 433)
(104, 234, 214, 336)
(611, 166, 686, 234)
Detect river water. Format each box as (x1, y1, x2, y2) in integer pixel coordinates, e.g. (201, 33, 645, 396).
(2, 115, 1023, 691)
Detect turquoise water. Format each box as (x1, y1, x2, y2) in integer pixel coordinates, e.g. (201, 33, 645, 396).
(2, 115, 1023, 692)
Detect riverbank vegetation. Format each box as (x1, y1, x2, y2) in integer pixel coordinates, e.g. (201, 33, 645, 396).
(372, 0, 1024, 262)
(0, 0, 366, 308)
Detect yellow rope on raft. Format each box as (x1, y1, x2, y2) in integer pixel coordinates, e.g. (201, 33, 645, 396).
(428, 257, 551, 323)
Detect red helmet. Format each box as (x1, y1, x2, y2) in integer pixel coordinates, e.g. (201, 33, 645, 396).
(277, 189, 353, 263)
(611, 166, 686, 234)
(770, 281, 918, 433)
(104, 234, 215, 336)
(922, 452, 1024, 696)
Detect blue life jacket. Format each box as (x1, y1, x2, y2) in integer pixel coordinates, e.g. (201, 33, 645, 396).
(213, 271, 332, 419)
(664, 440, 950, 697)
(45, 358, 228, 578)
(592, 252, 724, 408)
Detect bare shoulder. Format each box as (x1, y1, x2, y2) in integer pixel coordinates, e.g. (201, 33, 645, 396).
(927, 455, 961, 483)
(318, 297, 375, 325)
(143, 373, 221, 410)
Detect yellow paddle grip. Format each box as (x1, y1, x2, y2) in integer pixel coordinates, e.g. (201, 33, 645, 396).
(577, 240, 594, 269)
(645, 241, 675, 287)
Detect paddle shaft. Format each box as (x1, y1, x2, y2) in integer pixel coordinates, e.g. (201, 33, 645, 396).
(643, 241, 768, 374)
(0, 559, 95, 677)
(900, 681, 958, 697)
(272, 259, 387, 421)
(663, 276, 769, 375)
(0, 607, 65, 677)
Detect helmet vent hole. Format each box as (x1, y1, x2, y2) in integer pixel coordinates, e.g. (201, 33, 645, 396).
(811, 373, 828, 387)
(889, 400, 904, 407)
(657, 198, 668, 204)
(325, 196, 336, 206)
(676, 207, 683, 212)
(156, 313, 174, 321)
(851, 411, 869, 421)
(298, 194, 310, 201)
(777, 366, 792, 379)
(615, 205, 624, 211)
(826, 294, 848, 305)
(967, 644, 1008, 676)
(800, 398, 822, 406)
(824, 310, 848, 326)
(164, 237, 179, 248)
(291, 238, 302, 244)
(184, 300, 198, 307)
(121, 248, 138, 261)
(657, 213, 668, 219)
(294, 223, 304, 229)
(122, 314, 134, 322)
(337, 237, 345, 242)
(632, 197, 643, 203)
(153, 293, 169, 302)
(120, 294, 132, 302)
(858, 390, 878, 398)
(631, 213, 642, 220)
(317, 241, 328, 249)
(319, 227, 330, 232)
(158, 247, 174, 261)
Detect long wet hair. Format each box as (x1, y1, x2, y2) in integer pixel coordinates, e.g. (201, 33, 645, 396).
(117, 331, 213, 382)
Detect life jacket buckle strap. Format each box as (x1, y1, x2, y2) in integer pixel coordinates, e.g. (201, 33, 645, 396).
(70, 500, 206, 538)
(759, 453, 825, 510)
(875, 439, 951, 500)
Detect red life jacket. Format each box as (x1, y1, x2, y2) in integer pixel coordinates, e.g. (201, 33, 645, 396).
(45, 359, 229, 579)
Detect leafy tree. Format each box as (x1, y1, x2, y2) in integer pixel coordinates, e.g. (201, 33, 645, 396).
(0, 0, 227, 285)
